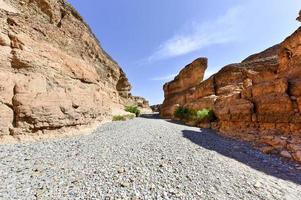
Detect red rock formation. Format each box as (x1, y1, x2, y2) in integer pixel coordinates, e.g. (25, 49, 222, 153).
(161, 14, 301, 163)
(160, 58, 208, 117)
(0, 0, 150, 138)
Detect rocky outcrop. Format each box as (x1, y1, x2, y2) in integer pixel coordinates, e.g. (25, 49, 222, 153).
(0, 0, 149, 139)
(128, 95, 152, 113)
(161, 58, 207, 117)
(150, 104, 161, 113)
(161, 14, 301, 163)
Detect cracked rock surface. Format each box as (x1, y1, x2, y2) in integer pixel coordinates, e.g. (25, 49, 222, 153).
(0, 0, 151, 138)
(1, 117, 301, 199)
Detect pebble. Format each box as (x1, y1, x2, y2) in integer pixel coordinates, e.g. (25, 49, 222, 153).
(0, 117, 301, 199)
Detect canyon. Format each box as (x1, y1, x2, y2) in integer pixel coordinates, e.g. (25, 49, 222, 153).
(161, 12, 301, 163)
(0, 1, 301, 199)
(0, 0, 300, 165)
(0, 0, 150, 140)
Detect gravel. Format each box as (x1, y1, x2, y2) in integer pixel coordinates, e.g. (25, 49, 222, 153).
(1, 116, 301, 199)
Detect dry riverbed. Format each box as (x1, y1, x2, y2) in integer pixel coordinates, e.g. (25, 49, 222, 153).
(1, 116, 301, 199)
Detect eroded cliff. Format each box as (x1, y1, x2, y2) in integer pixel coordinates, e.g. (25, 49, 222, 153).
(161, 58, 208, 118)
(161, 14, 301, 163)
(0, 0, 150, 139)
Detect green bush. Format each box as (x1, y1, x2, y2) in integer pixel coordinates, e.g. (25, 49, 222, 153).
(125, 105, 141, 117)
(112, 114, 135, 121)
(174, 107, 214, 122)
(196, 108, 213, 121)
(174, 106, 185, 119)
(112, 115, 126, 121)
(174, 106, 196, 120)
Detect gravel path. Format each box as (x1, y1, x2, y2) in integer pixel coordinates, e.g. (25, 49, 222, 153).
(1, 116, 301, 199)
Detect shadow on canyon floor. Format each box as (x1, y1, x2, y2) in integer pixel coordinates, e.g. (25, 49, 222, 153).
(141, 113, 301, 185)
(140, 113, 161, 119)
(182, 129, 301, 185)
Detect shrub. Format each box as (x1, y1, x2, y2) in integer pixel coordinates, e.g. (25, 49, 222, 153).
(174, 107, 214, 122)
(196, 108, 214, 121)
(125, 105, 141, 117)
(174, 106, 186, 119)
(126, 114, 135, 120)
(112, 115, 126, 121)
(112, 114, 135, 121)
(174, 106, 196, 120)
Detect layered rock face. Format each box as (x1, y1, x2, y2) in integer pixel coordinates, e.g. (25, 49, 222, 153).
(0, 0, 149, 138)
(128, 95, 152, 113)
(161, 58, 208, 117)
(161, 16, 301, 163)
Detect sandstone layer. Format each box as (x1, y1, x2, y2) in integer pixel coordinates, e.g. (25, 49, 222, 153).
(161, 58, 208, 118)
(0, 0, 150, 139)
(161, 14, 301, 163)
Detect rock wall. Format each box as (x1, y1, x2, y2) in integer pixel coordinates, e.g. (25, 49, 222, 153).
(0, 0, 149, 138)
(161, 58, 208, 117)
(161, 15, 301, 163)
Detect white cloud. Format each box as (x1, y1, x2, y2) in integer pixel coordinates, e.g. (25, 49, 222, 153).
(148, 6, 243, 62)
(150, 73, 177, 81)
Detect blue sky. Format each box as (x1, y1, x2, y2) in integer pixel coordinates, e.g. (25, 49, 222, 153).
(67, 0, 301, 105)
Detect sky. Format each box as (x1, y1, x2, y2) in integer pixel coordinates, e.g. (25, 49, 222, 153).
(67, 0, 301, 105)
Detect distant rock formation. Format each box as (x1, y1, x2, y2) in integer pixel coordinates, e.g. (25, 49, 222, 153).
(0, 0, 150, 139)
(128, 95, 152, 113)
(297, 10, 301, 22)
(161, 14, 301, 163)
(150, 104, 161, 113)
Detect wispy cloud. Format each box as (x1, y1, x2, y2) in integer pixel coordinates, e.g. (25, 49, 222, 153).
(150, 73, 177, 81)
(148, 6, 243, 62)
